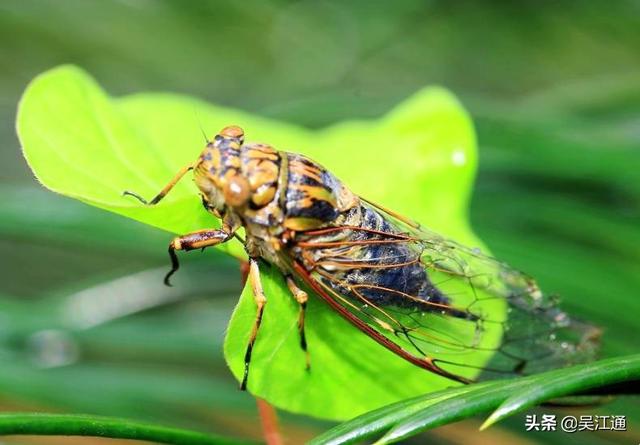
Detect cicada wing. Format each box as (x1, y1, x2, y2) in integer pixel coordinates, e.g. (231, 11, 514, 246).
(413, 229, 601, 379)
(293, 200, 600, 382)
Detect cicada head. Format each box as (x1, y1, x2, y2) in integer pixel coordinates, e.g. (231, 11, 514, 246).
(195, 125, 252, 214)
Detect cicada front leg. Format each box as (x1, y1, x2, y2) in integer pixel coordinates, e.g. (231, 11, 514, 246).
(122, 163, 236, 285)
(165, 225, 234, 285)
(241, 258, 268, 391)
(286, 276, 310, 371)
(123, 163, 195, 205)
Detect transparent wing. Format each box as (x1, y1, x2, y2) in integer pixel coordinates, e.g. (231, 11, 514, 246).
(293, 201, 600, 382)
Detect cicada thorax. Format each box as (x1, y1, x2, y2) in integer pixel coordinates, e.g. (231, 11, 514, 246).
(281, 154, 359, 231)
(194, 126, 359, 260)
(195, 126, 357, 227)
(195, 127, 285, 227)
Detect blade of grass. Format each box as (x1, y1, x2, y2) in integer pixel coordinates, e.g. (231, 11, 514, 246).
(0, 412, 259, 445)
(312, 355, 640, 445)
(377, 355, 640, 444)
(308, 383, 491, 445)
(480, 354, 640, 430)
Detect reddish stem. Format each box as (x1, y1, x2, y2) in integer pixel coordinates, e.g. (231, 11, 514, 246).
(256, 398, 284, 445)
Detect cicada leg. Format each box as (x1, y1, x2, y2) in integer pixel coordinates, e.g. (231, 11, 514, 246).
(241, 258, 267, 391)
(165, 226, 234, 285)
(123, 163, 195, 205)
(286, 276, 310, 371)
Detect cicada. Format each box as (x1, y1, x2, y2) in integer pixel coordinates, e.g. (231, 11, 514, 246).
(125, 125, 600, 389)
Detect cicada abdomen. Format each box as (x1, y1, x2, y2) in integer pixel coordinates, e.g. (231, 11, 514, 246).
(125, 125, 600, 388)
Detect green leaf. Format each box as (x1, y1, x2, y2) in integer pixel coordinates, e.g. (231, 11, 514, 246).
(310, 354, 640, 444)
(18, 65, 484, 420)
(0, 412, 258, 445)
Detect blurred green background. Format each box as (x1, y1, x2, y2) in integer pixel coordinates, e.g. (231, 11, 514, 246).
(1, 1, 638, 444)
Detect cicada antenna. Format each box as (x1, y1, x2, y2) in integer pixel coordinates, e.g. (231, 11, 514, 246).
(193, 108, 210, 144)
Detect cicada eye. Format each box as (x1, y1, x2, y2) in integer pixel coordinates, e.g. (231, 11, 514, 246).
(223, 175, 251, 208)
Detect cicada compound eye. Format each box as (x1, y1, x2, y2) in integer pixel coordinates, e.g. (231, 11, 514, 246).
(223, 175, 251, 208)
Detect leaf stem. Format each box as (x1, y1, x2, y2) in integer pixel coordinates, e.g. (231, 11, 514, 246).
(256, 398, 284, 445)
